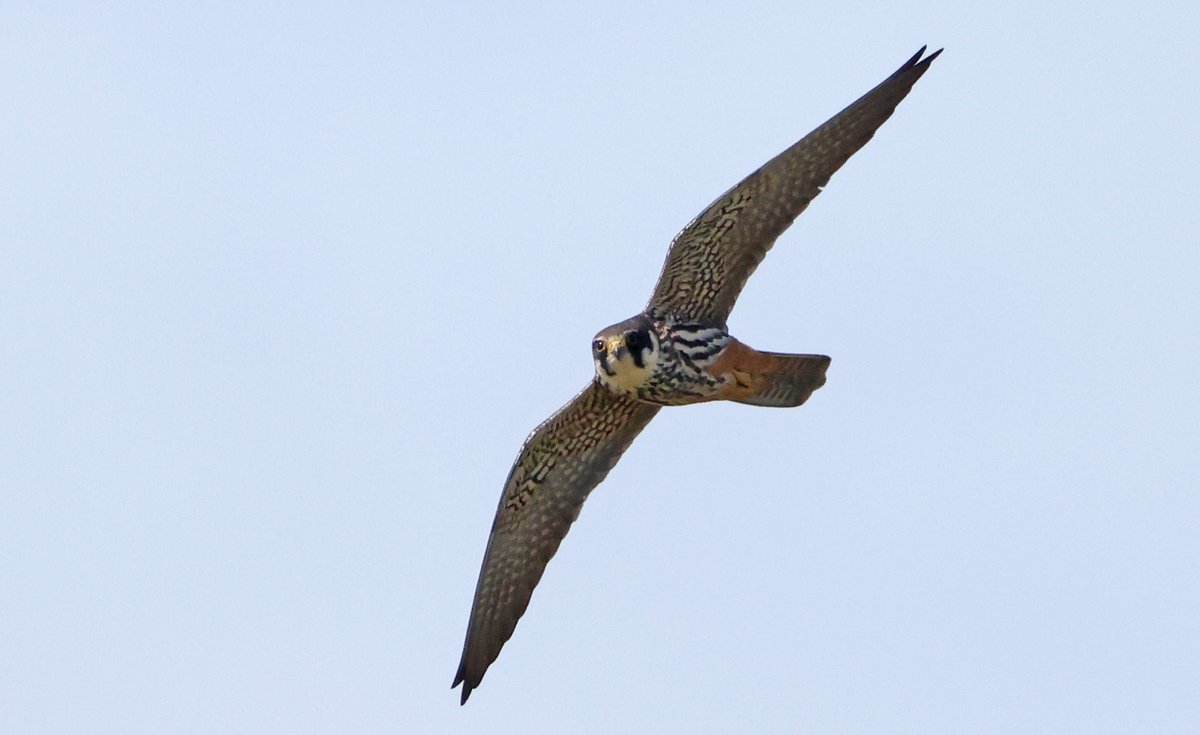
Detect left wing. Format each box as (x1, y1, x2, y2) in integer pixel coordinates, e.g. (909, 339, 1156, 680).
(647, 47, 941, 326)
(453, 381, 660, 703)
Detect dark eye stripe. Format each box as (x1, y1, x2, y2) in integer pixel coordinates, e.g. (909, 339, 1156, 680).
(625, 330, 652, 369)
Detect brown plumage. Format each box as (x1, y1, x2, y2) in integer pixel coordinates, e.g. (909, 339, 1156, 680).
(707, 340, 831, 408)
(454, 47, 941, 703)
(453, 383, 658, 700)
(648, 46, 943, 326)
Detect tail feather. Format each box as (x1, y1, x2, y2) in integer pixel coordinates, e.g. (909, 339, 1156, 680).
(711, 340, 830, 408)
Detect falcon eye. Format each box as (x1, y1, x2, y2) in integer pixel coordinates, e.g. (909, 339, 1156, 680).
(592, 339, 605, 353)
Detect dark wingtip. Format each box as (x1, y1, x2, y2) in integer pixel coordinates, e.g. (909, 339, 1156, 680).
(912, 46, 940, 68)
(904, 45, 928, 66)
(452, 666, 475, 705)
(901, 45, 943, 72)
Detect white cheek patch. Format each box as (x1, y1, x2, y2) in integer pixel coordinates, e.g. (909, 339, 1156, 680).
(636, 338, 660, 375)
(595, 339, 658, 394)
(605, 354, 645, 392)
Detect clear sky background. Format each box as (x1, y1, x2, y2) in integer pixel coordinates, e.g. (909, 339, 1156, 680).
(3, 2, 1198, 733)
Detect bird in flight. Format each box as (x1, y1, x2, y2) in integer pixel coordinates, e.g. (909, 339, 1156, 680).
(453, 46, 941, 703)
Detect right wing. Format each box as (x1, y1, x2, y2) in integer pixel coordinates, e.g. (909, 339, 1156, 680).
(453, 381, 660, 703)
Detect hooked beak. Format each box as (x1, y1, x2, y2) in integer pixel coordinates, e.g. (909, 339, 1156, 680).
(596, 340, 627, 376)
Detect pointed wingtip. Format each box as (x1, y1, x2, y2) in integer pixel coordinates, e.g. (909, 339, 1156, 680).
(903, 45, 943, 71)
(887, 46, 942, 87)
(452, 666, 476, 705)
(912, 45, 940, 67)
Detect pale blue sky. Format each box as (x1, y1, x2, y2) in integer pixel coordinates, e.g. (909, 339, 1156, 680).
(3, 3, 1198, 733)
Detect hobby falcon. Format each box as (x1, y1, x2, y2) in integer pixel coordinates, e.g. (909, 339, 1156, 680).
(453, 47, 941, 703)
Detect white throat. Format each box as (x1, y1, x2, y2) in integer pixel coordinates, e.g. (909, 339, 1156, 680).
(595, 342, 658, 395)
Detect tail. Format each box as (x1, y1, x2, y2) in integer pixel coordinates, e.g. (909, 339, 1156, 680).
(712, 340, 830, 408)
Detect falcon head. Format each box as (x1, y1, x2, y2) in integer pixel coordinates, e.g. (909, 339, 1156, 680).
(592, 315, 660, 395)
